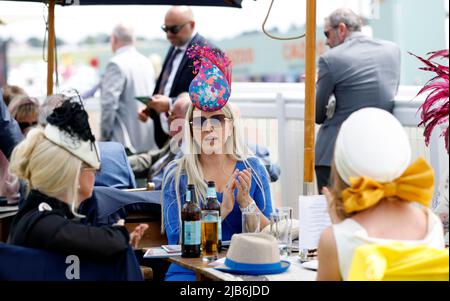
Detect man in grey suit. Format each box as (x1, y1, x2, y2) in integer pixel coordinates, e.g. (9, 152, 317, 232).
(100, 23, 156, 155)
(315, 8, 401, 191)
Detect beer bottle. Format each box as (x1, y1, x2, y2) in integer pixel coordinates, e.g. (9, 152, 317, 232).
(181, 184, 201, 257)
(204, 181, 222, 252)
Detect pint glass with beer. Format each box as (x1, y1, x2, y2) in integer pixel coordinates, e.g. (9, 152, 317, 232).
(201, 210, 219, 262)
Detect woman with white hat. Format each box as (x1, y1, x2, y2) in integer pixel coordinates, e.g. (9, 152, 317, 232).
(8, 95, 147, 258)
(317, 108, 446, 281)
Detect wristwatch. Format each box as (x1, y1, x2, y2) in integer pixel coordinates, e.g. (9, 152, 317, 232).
(240, 200, 258, 213)
(326, 97, 336, 119)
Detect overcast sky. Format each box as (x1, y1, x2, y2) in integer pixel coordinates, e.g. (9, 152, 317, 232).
(0, 0, 371, 43)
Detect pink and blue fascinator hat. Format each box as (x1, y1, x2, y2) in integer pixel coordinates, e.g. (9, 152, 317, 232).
(187, 45, 232, 112)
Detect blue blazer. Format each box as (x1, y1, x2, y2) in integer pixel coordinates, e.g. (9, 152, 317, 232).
(95, 141, 137, 189)
(80, 186, 162, 226)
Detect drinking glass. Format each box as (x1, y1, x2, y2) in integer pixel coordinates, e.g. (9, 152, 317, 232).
(270, 209, 292, 257)
(241, 211, 260, 233)
(276, 207, 293, 256)
(201, 210, 219, 262)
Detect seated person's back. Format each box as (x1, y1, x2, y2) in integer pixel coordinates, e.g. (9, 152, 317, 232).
(96, 141, 136, 189)
(317, 108, 445, 281)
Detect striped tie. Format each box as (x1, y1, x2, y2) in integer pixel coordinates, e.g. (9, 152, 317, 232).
(158, 48, 182, 95)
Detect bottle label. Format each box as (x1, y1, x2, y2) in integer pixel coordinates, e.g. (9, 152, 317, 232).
(203, 213, 218, 222)
(207, 187, 217, 199)
(183, 221, 201, 245)
(186, 190, 191, 202)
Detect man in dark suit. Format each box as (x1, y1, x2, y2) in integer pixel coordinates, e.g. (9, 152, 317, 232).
(139, 6, 210, 148)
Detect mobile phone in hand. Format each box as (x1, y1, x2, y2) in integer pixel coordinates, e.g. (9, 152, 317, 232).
(135, 96, 152, 105)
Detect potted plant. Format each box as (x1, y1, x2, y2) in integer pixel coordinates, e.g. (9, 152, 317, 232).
(409, 49, 449, 152)
(409, 49, 449, 246)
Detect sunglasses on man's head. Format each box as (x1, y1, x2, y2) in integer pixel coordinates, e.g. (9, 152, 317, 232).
(189, 115, 231, 129)
(161, 23, 188, 35)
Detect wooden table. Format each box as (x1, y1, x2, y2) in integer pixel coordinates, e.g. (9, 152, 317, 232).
(167, 251, 317, 281)
(167, 251, 229, 281)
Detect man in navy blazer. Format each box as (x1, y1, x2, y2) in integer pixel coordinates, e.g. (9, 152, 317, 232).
(139, 6, 212, 148)
(315, 8, 401, 192)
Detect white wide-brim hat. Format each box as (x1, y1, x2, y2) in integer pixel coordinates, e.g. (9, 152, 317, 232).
(44, 124, 101, 170)
(334, 108, 411, 185)
(215, 233, 290, 275)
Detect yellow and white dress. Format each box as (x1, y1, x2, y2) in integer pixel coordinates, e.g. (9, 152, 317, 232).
(332, 209, 447, 281)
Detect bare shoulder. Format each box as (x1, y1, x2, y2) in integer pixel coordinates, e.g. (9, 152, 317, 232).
(318, 226, 336, 251)
(317, 227, 337, 264)
(317, 226, 342, 281)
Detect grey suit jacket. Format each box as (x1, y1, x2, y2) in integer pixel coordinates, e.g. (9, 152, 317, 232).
(128, 141, 171, 179)
(100, 46, 156, 154)
(315, 32, 401, 167)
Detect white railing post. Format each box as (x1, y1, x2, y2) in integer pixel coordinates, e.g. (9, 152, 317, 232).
(276, 93, 287, 207)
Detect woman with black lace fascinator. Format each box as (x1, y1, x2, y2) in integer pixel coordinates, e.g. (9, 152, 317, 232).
(7, 93, 147, 258)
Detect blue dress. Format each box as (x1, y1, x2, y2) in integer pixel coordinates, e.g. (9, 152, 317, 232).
(162, 157, 273, 281)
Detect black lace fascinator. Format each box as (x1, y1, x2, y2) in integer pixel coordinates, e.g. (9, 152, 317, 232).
(46, 95, 95, 143)
(43, 89, 101, 169)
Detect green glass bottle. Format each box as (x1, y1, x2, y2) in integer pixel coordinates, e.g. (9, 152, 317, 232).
(181, 184, 201, 257)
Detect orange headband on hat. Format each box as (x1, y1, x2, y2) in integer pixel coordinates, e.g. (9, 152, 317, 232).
(342, 157, 434, 213)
